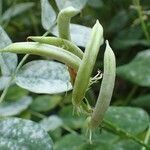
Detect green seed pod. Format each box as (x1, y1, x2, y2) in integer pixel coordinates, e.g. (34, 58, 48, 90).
(90, 41, 116, 129)
(57, 7, 80, 84)
(72, 20, 104, 107)
(0, 42, 81, 71)
(28, 36, 83, 59)
(57, 7, 80, 40)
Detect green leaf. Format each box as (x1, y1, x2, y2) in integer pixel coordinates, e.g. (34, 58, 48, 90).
(55, 0, 88, 10)
(50, 128, 62, 141)
(15, 60, 72, 94)
(30, 95, 62, 112)
(19, 110, 31, 120)
(0, 26, 12, 48)
(117, 50, 150, 86)
(41, 0, 56, 30)
(52, 23, 91, 47)
(131, 94, 150, 109)
(40, 115, 63, 131)
(80, 128, 119, 149)
(54, 131, 141, 150)
(108, 10, 128, 34)
(59, 105, 85, 129)
(91, 129, 119, 144)
(54, 132, 117, 150)
(2, 2, 34, 21)
(0, 118, 53, 150)
(112, 140, 141, 150)
(0, 26, 18, 76)
(112, 26, 143, 50)
(54, 134, 85, 150)
(0, 96, 32, 117)
(94, 139, 141, 150)
(0, 76, 11, 91)
(104, 106, 149, 134)
(61, 92, 72, 104)
(87, 0, 103, 8)
(5, 85, 29, 101)
(0, 52, 18, 76)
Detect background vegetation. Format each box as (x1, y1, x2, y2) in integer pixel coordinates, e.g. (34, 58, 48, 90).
(0, 0, 150, 149)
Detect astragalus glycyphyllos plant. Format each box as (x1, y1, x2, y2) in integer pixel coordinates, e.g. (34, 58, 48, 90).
(0, 20, 115, 131)
(0, 2, 150, 149)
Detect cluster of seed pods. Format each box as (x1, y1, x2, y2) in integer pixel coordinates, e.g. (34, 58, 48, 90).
(0, 7, 116, 130)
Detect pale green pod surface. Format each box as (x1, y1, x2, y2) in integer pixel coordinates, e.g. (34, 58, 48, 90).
(57, 7, 80, 40)
(90, 41, 116, 129)
(28, 36, 83, 59)
(57, 7, 80, 85)
(0, 42, 81, 71)
(72, 20, 104, 106)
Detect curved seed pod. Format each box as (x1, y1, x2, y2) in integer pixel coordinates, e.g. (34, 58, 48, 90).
(0, 42, 81, 71)
(57, 7, 80, 84)
(90, 41, 116, 129)
(28, 36, 83, 59)
(57, 6, 80, 40)
(72, 20, 104, 106)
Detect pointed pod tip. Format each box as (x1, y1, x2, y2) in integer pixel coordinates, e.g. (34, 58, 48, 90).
(95, 20, 101, 27)
(96, 19, 100, 24)
(106, 40, 111, 51)
(94, 20, 103, 33)
(105, 40, 112, 51)
(105, 40, 116, 64)
(92, 20, 104, 45)
(106, 40, 109, 44)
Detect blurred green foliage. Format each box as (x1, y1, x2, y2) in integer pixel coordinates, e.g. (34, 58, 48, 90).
(0, 0, 150, 149)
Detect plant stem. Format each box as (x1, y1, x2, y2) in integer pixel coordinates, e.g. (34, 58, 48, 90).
(142, 124, 150, 150)
(29, 110, 46, 119)
(133, 0, 150, 42)
(42, 30, 51, 37)
(29, 109, 77, 135)
(125, 85, 138, 105)
(0, 54, 29, 103)
(15, 54, 29, 74)
(103, 119, 150, 149)
(0, 77, 12, 103)
(62, 125, 77, 135)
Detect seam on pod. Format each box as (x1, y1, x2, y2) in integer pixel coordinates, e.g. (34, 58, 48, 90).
(57, 6, 80, 40)
(0, 42, 81, 71)
(28, 36, 83, 59)
(72, 20, 104, 107)
(90, 41, 116, 129)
